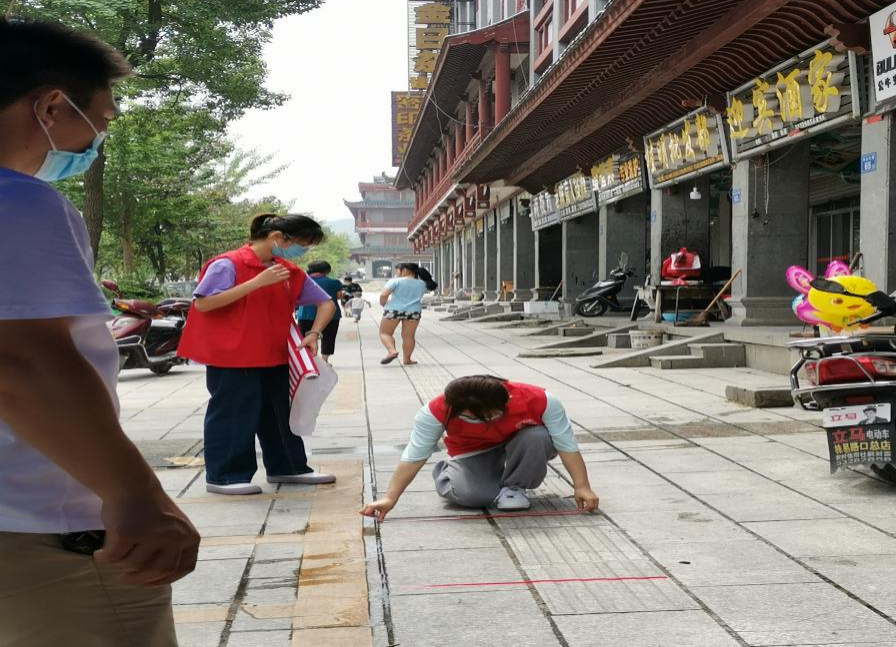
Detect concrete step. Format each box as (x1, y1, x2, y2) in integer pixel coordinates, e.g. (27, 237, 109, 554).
(726, 385, 794, 408)
(592, 331, 724, 369)
(688, 343, 746, 367)
(649, 355, 706, 370)
(518, 348, 605, 358)
(559, 326, 595, 337)
(607, 333, 632, 349)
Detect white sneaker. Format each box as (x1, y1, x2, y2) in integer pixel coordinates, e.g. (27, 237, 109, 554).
(267, 472, 336, 485)
(495, 486, 530, 511)
(206, 483, 263, 495)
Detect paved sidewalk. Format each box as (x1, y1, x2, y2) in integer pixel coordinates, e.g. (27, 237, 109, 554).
(119, 307, 896, 646)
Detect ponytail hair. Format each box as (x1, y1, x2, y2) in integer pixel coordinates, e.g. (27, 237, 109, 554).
(397, 262, 438, 292)
(249, 212, 325, 245)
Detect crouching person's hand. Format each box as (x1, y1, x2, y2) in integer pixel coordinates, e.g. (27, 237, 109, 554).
(360, 497, 396, 521)
(574, 486, 600, 512)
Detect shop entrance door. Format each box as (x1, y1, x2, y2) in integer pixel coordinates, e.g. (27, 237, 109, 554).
(811, 198, 860, 275)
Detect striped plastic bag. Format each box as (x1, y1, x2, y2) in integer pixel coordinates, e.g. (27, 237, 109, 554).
(287, 321, 338, 437)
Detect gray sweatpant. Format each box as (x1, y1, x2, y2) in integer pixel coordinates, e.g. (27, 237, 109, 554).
(432, 425, 557, 508)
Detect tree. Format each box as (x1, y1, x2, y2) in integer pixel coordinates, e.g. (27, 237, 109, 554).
(10, 0, 323, 256)
(300, 224, 353, 277)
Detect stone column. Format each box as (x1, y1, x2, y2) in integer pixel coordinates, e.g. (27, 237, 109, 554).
(513, 198, 536, 301)
(477, 77, 492, 136)
(485, 212, 499, 300)
(727, 141, 811, 325)
(561, 211, 600, 302)
(600, 192, 649, 302)
(463, 228, 472, 292)
(649, 174, 712, 282)
(498, 202, 515, 301)
(473, 220, 485, 295)
(861, 116, 896, 292)
(534, 223, 563, 300)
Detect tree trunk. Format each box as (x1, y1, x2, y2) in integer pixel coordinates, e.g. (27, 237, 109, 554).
(120, 198, 134, 273)
(82, 149, 106, 263)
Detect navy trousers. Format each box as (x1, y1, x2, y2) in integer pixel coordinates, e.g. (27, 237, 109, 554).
(203, 365, 312, 485)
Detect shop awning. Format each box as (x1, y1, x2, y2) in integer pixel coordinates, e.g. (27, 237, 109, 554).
(457, 0, 887, 193)
(396, 12, 530, 190)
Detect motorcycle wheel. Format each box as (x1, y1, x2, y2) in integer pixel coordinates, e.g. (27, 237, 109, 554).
(149, 362, 174, 376)
(870, 463, 896, 485)
(575, 299, 607, 317)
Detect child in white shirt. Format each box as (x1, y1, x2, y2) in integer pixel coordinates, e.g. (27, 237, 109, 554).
(350, 292, 371, 322)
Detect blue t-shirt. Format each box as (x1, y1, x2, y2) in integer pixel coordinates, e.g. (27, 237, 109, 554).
(384, 277, 427, 313)
(296, 274, 342, 320)
(0, 167, 119, 533)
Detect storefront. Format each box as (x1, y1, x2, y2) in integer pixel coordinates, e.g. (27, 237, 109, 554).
(529, 190, 563, 299)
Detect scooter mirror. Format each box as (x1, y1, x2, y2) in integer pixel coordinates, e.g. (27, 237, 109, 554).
(619, 252, 629, 269)
(101, 280, 122, 297)
(809, 278, 848, 295)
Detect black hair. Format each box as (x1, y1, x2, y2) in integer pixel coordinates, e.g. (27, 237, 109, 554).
(249, 213, 325, 245)
(344, 276, 354, 282)
(0, 18, 131, 110)
(397, 262, 438, 291)
(307, 260, 331, 275)
(444, 375, 509, 422)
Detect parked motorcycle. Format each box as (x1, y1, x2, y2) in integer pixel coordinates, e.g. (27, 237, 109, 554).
(574, 253, 645, 318)
(102, 280, 190, 375)
(790, 278, 896, 483)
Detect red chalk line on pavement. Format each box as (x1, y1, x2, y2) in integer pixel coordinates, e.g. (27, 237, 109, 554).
(385, 509, 592, 522)
(401, 575, 668, 590)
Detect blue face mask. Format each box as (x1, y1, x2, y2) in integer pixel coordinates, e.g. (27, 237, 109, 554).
(33, 94, 107, 183)
(272, 241, 307, 259)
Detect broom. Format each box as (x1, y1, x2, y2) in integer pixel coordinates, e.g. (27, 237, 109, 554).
(679, 269, 741, 327)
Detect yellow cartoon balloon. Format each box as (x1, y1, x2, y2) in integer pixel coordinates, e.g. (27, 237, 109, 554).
(787, 262, 877, 333)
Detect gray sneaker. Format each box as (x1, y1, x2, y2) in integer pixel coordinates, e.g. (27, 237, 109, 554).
(495, 486, 530, 511)
(267, 472, 336, 485)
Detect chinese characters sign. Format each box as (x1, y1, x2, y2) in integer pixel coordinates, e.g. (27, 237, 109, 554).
(823, 404, 896, 472)
(870, 3, 896, 105)
(391, 91, 422, 167)
(555, 172, 596, 222)
(529, 191, 559, 232)
(643, 108, 729, 189)
(725, 44, 859, 160)
(408, 1, 450, 91)
(591, 153, 645, 205)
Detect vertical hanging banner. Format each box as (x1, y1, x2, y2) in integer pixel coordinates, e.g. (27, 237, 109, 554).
(391, 91, 422, 166)
(408, 1, 451, 91)
(869, 4, 896, 105)
(725, 42, 860, 160)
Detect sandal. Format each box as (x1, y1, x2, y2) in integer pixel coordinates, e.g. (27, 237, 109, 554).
(380, 353, 399, 365)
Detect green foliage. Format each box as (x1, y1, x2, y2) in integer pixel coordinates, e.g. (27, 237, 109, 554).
(299, 224, 353, 277)
(8, 0, 330, 286)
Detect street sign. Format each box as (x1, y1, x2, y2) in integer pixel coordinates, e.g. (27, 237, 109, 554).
(861, 152, 878, 174)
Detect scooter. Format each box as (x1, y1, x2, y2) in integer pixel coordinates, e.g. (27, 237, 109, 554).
(574, 253, 642, 318)
(789, 278, 896, 484)
(102, 280, 190, 375)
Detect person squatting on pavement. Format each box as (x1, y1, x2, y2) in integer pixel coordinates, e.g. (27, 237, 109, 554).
(361, 375, 600, 519)
(178, 213, 337, 496)
(0, 18, 199, 646)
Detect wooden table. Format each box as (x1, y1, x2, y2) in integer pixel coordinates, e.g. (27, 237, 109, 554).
(653, 284, 726, 323)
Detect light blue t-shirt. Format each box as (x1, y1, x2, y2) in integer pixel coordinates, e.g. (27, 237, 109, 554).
(384, 277, 427, 313)
(0, 167, 119, 533)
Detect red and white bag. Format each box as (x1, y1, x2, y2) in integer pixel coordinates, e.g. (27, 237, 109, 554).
(287, 322, 338, 438)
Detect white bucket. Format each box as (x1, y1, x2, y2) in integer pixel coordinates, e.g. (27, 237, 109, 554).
(630, 330, 664, 350)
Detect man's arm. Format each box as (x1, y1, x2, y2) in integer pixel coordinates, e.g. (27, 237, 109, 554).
(0, 318, 199, 584)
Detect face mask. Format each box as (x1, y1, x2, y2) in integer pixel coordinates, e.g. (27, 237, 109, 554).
(33, 94, 107, 182)
(272, 241, 307, 259)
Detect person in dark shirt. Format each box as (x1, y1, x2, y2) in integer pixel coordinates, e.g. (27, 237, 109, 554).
(296, 261, 344, 364)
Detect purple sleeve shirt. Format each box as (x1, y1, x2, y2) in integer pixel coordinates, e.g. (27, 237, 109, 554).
(193, 259, 331, 306)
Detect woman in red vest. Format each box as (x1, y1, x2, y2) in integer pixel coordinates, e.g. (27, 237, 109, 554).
(179, 213, 338, 495)
(360, 375, 599, 518)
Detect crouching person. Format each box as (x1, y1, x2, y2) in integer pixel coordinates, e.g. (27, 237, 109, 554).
(360, 375, 599, 519)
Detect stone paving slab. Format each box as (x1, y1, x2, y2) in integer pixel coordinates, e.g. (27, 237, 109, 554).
(554, 610, 743, 647)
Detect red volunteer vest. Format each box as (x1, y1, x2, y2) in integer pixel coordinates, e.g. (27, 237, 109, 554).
(178, 245, 307, 368)
(429, 382, 548, 456)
